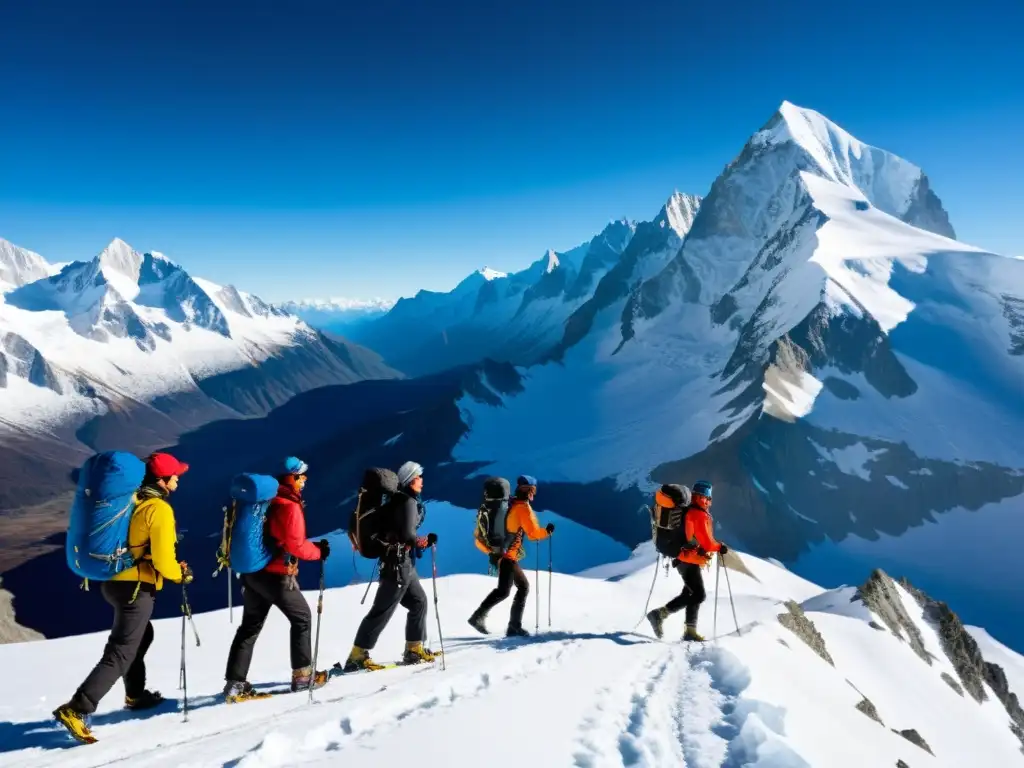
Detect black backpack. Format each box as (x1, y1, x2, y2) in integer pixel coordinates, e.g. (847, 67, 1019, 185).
(474, 477, 511, 554)
(651, 483, 691, 559)
(348, 467, 399, 559)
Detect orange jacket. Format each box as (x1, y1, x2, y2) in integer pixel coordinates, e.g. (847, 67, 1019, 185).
(475, 498, 549, 560)
(677, 505, 721, 566)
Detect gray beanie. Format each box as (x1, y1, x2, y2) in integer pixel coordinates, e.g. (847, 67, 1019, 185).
(397, 461, 424, 487)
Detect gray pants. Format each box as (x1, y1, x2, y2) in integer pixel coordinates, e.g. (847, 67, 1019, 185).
(70, 581, 156, 714)
(353, 556, 427, 650)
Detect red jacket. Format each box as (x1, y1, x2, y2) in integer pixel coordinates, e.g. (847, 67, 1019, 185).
(677, 505, 722, 566)
(263, 486, 321, 574)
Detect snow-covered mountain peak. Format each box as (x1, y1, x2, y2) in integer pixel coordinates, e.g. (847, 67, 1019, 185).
(543, 249, 560, 273)
(95, 237, 145, 284)
(750, 101, 955, 238)
(477, 267, 507, 281)
(0, 238, 50, 291)
(657, 191, 702, 238)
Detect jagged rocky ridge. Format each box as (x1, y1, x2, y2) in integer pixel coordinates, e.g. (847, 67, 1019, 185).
(853, 569, 1024, 752)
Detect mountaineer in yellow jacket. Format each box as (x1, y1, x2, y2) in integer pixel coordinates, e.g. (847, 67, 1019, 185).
(54, 452, 192, 744)
(468, 475, 553, 637)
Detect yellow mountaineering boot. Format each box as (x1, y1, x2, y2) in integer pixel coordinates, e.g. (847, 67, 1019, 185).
(402, 641, 438, 665)
(344, 646, 387, 673)
(53, 705, 97, 744)
(682, 625, 706, 643)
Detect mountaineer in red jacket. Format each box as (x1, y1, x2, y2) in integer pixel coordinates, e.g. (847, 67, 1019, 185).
(222, 456, 331, 701)
(646, 480, 727, 642)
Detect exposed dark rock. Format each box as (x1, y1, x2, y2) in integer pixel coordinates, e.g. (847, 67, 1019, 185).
(901, 577, 1024, 752)
(892, 729, 933, 755)
(852, 570, 931, 665)
(855, 696, 883, 725)
(1004, 295, 1024, 356)
(822, 376, 860, 400)
(896, 760, 910, 768)
(778, 600, 834, 666)
(983, 661, 1024, 751)
(899, 578, 986, 701)
(941, 672, 965, 696)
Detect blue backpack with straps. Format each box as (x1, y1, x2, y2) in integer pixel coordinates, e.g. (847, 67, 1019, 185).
(66, 451, 147, 581)
(215, 473, 280, 576)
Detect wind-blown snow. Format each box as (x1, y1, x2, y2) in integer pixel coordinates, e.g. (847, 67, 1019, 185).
(4, 545, 1022, 767)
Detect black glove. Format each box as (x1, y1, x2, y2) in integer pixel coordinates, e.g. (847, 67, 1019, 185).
(546, 523, 555, 534)
(179, 561, 194, 585)
(719, 543, 729, 556)
(427, 532, 438, 546)
(317, 539, 331, 561)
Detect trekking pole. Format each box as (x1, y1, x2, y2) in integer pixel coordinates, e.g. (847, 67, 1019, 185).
(535, 542, 540, 634)
(721, 552, 741, 636)
(180, 584, 189, 722)
(547, 534, 553, 629)
(308, 561, 326, 703)
(632, 555, 661, 630)
(228, 566, 233, 624)
(713, 555, 721, 643)
(183, 583, 201, 648)
(360, 560, 379, 605)
(430, 544, 447, 671)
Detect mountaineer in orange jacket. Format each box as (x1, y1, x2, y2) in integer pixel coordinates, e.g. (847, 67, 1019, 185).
(647, 480, 728, 642)
(468, 475, 553, 637)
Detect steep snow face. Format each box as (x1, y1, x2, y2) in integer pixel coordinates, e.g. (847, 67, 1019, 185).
(0, 238, 50, 292)
(346, 216, 654, 376)
(4, 548, 1023, 767)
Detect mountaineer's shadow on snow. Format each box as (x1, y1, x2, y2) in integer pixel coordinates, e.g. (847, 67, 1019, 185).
(0, 694, 224, 754)
(445, 629, 652, 650)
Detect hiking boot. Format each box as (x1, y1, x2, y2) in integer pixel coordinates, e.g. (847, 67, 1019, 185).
(683, 625, 705, 642)
(343, 646, 388, 673)
(291, 666, 329, 692)
(468, 611, 489, 635)
(223, 680, 264, 703)
(506, 624, 530, 638)
(647, 607, 668, 640)
(124, 689, 165, 711)
(402, 642, 438, 665)
(53, 704, 97, 744)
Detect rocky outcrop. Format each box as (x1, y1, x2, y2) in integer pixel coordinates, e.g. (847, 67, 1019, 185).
(852, 570, 931, 665)
(893, 729, 933, 755)
(855, 696, 883, 725)
(899, 578, 986, 702)
(778, 600, 834, 666)
(896, 760, 910, 768)
(900, 577, 1024, 752)
(942, 672, 965, 697)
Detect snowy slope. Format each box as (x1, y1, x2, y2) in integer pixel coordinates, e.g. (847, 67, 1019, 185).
(3, 546, 1023, 767)
(448, 101, 1024, 645)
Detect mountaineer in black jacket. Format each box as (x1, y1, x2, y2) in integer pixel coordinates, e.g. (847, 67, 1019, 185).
(343, 461, 439, 671)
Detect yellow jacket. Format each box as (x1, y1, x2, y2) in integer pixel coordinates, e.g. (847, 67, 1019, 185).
(111, 494, 183, 589)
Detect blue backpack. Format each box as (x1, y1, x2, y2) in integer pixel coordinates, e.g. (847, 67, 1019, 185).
(215, 473, 280, 575)
(66, 451, 147, 581)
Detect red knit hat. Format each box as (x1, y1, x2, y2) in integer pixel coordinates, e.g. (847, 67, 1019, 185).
(146, 452, 189, 479)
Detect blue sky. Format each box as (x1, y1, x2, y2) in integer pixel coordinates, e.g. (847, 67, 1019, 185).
(0, 0, 1021, 302)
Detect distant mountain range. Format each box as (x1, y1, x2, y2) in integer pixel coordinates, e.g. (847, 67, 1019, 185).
(275, 297, 396, 333)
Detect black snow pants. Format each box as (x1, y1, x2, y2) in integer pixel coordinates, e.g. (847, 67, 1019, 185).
(475, 555, 531, 630)
(224, 570, 313, 681)
(664, 561, 707, 626)
(70, 581, 157, 714)
(353, 555, 427, 650)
